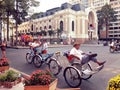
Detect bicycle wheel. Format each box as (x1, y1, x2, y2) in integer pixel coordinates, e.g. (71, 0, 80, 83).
(48, 58, 61, 76)
(63, 66, 82, 88)
(33, 55, 42, 68)
(81, 63, 92, 80)
(26, 53, 33, 64)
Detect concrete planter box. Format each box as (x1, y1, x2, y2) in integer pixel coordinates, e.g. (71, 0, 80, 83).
(24, 79, 58, 90)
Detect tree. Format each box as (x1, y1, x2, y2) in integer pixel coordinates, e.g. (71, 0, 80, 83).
(48, 30, 54, 43)
(0, 0, 40, 42)
(57, 28, 62, 38)
(41, 30, 47, 36)
(30, 12, 43, 19)
(97, 4, 117, 40)
(12, 0, 39, 43)
(48, 30, 54, 37)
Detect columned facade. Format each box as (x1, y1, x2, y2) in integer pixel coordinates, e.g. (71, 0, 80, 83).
(15, 2, 98, 44)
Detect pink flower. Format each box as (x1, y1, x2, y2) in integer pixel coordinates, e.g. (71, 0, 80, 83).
(24, 69, 55, 86)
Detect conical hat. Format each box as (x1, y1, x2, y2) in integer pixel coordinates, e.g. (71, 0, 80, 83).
(73, 42, 80, 46)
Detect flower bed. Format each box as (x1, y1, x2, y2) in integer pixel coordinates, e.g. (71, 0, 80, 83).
(24, 69, 57, 90)
(0, 58, 9, 67)
(107, 74, 120, 90)
(0, 70, 22, 88)
(0, 58, 9, 72)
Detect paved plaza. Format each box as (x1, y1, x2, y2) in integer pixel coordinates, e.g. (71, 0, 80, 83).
(1, 44, 120, 90)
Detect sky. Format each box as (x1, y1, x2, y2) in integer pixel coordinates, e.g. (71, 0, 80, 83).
(33, 0, 69, 13)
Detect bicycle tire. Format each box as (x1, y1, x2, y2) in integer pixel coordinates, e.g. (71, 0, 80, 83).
(48, 58, 61, 76)
(33, 55, 42, 68)
(26, 53, 33, 64)
(81, 63, 92, 80)
(63, 66, 82, 88)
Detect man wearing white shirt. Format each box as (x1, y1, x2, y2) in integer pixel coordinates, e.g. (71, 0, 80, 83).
(70, 42, 106, 66)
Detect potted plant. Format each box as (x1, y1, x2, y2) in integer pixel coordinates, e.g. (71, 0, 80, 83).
(107, 74, 120, 90)
(0, 70, 22, 88)
(24, 69, 58, 90)
(0, 58, 9, 72)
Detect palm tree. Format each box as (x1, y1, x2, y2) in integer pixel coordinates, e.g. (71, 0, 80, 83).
(97, 4, 117, 41)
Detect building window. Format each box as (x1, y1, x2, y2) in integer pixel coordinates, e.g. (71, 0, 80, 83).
(44, 26, 47, 30)
(60, 21, 63, 31)
(50, 12, 53, 15)
(72, 21, 74, 31)
(61, 6, 65, 10)
(31, 24, 33, 31)
(49, 25, 52, 29)
(40, 27, 42, 30)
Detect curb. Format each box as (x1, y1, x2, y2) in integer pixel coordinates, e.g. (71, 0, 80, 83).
(10, 68, 30, 79)
(7, 44, 105, 49)
(7, 45, 72, 49)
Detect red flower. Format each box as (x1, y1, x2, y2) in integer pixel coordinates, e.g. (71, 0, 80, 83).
(0, 58, 9, 67)
(24, 69, 55, 86)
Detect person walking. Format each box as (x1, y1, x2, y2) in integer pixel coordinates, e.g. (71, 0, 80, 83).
(0, 41, 7, 58)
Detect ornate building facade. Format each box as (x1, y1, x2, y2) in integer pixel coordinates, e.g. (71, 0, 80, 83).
(16, 1, 98, 43)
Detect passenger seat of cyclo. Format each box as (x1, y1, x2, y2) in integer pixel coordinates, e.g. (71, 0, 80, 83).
(64, 51, 75, 63)
(41, 40, 48, 54)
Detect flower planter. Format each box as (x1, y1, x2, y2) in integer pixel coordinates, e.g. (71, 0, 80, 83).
(1, 77, 22, 88)
(0, 66, 9, 72)
(24, 79, 58, 90)
(107, 74, 120, 90)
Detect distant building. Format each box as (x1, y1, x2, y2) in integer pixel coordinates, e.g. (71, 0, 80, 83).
(85, 0, 120, 40)
(16, 1, 98, 44)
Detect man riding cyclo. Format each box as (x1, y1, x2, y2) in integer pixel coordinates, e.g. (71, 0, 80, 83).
(29, 39, 48, 58)
(68, 42, 106, 66)
(110, 40, 120, 51)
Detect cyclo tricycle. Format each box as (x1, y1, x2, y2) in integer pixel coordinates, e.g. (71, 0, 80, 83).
(26, 47, 59, 69)
(49, 51, 104, 88)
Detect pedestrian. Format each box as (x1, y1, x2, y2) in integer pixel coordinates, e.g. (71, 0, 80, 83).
(0, 41, 7, 58)
(70, 42, 106, 66)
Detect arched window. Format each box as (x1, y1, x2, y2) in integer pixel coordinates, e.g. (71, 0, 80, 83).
(31, 24, 33, 31)
(72, 21, 74, 31)
(49, 25, 52, 29)
(60, 21, 63, 31)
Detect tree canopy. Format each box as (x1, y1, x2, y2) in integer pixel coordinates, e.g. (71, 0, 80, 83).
(0, 0, 40, 41)
(0, 0, 40, 23)
(97, 4, 117, 39)
(97, 4, 117, 29)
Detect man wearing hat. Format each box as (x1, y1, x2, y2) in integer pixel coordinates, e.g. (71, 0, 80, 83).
(70, 42, 106, 66)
